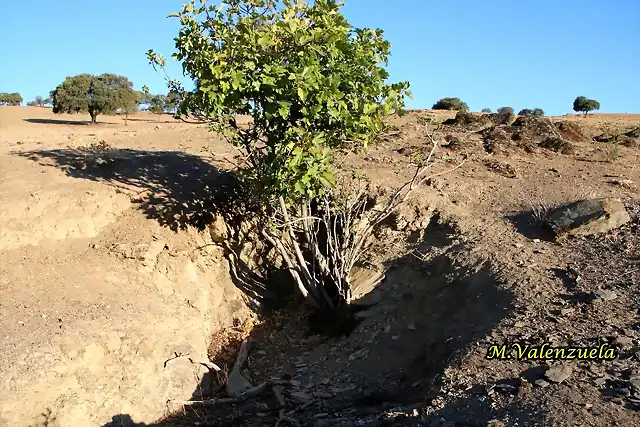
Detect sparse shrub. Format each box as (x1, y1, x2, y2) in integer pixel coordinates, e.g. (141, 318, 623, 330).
(573, 96, 600, 115)
(148, 0, 415, 310)
(497, 106, 514, 115)
(432, 97, 469, 111)
(481, 108, 492, 113)
(493, 106, 515, 125)
(51, 73, 138, 123)
(605, 144, 622, 163)
(518, 108, 545, 117)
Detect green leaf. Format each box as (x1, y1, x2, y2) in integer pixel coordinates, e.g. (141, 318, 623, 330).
(319, 170, 335, 187)
(258, 36, 271, 46)
(297, 87, 307, 102)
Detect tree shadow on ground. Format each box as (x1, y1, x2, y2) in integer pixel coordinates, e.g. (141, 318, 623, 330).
(102, 216, 546, 426)
(16, 147, 268, 312)
(505, 209, 556, 241)
(125, 116, 178, 123)
(23, 118, 92, 125)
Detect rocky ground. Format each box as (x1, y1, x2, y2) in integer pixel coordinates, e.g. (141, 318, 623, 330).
(2, 107, 640, 426)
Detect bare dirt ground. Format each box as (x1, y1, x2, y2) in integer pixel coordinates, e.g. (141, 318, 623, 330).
(2, 107, 640, 426)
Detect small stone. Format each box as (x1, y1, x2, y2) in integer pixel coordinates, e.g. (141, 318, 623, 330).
(391, 335, 399, 340)
(320, 378, 330, 385)
(313, 413, 329, 418)
(313, 392, 332, 399)
(594, 377, 607, 387)
(614, 336, 634, 348)
(532, 238, 541, 243)
(545, 364, 572, 383)
(560, 308, 575, 316)
(584, 403, 593, 410)
(290, 391, 312, 402)
(348, 349, 368, 360)
(594, 288, 618, 302)
(534, 379, 550, 388)
(383, 325, 391, 333)
(514, 321, 525, 328)
(408, 323, 417, 331)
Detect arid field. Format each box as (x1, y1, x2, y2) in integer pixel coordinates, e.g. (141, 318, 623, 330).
(1, 106, 640, 426)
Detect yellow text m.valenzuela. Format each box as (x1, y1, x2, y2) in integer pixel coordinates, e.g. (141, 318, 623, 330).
(485, 342, 618, 361)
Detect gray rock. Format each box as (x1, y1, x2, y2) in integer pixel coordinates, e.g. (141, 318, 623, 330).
(225, 371, 253, 397)
(290, 391, 313, 402)
(614, 336, 634, 348)
(534, 379, 550, 388)
(594, 288, 618, 302)
(545, 364, 572, 383)
(546, 198, 631, 238)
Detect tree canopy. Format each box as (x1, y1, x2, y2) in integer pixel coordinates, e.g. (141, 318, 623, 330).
(518, 108, 545, 117)
(573, 96, 600, 115)
(0, 93, 23, 106)
(432, 97, 468, 111)
(51, 73, 138, 123)
(150, 0, 409, 203)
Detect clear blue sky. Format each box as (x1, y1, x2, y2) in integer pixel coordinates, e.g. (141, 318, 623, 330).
(1, 0, 638, 116)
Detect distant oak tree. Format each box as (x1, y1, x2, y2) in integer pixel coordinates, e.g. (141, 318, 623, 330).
(432, 97, 468, 111)
(519, 108, 545, 117)
(573, 96, 600, 116)
(51, 73, 138, 123)
(0, 92, 23, 106)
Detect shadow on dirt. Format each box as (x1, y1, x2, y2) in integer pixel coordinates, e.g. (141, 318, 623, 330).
(16, 147, 269, 311)
(505, 210, 556, 241)
(17, 148, 244, 232)
(125, 116, 177, 123)
(102, 218, 544, 426)
(23, 118, 93, 125)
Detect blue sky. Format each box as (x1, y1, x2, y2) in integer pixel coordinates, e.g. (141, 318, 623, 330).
(1, 0, 638, 116)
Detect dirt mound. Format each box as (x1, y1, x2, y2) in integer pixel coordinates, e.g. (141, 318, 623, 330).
(490, 111, 516, 126)
(511, 116, 574, 154)
(481, 126, 515, 154)
(554, 121, 589, 143)
(443, 111, 492, 130)
(443, 134, 474, 151)
(539, 137, 574, 154)
(594, 125, 640, 148)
